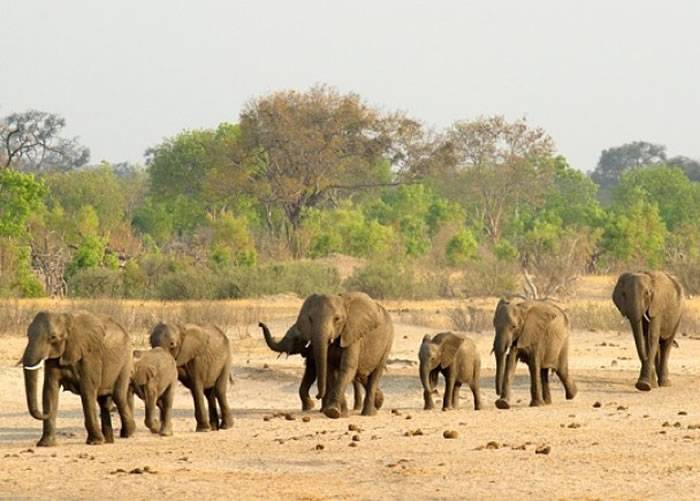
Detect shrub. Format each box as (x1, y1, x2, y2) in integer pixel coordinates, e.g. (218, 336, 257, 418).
(445, 229, 478, 266)
(67, 267, 124, 298)
(344, 259, 448, 299)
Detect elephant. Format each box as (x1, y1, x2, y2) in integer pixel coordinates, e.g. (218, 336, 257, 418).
(287, 292, 394, 419)
(130, 347, 178, 436)
(612, 271, 684, 391)
(21, 311, 136, 446)
(150, 322, 233, 432)
(419, 332, 482, 411)
(258, 322, 381, 412)
(492, 298, 577, 409)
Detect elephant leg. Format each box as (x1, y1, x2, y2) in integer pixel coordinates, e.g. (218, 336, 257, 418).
(352, 380, 363, 412)
(324, 346, 360, 419)
(361, 367, 384, 417)
(637, 317, 661, 391)
(495, 349, 518, 410)
(37, 366, 61, 447)
(541, 369, 552, 405)
(658, 338, 673, 386)
(374, 387, 384, 410)
(190, 382, 210, 432)
(528, 360, 544, 407)
(556, 354, 577, 400)
(80, 384, 104, 445)
(113, 369, 135, 438)
(299, 359, 316, 411)
(470, 378, 482, 410)
(205, 388, 220, 431)
(98, 395, 114, 444)
(215, 370, 234, 430)
(451, 381, 461, 409)
(158, 384, 175, 436)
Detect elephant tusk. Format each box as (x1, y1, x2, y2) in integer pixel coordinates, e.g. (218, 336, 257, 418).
(23, 359, 45, 371)
(304, 340, 311, 349)
(643, 312, 651, 323)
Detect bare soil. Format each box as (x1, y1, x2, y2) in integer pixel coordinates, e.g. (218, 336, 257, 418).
(2, 301, 700, 499)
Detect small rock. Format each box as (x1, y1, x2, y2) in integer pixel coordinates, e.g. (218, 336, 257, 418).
(371, 435, 379, 440)
(21, 449, 34, 454)
(617, 405, 628, 411)
(391, 409, 401, 416)
(263, 416, 271, 422)
(567, 423, 581, 429)
(284, 413, 295, 421)
(443, 430, 459, 439)
(412, 429, 423, 436)
(679, 411, 688, 416)
(352, 434, 360, 442)
(611, 360, 618, 366)
(535, 445, 551, 455)
(129, 468, 144, 475)
(405, 415, 412, 420)
(674, 422, 682, 428)
(662, 421, 670, 427)
(263, 363, 269, 369)
(485, 441, 499, 449)
(511, 444, 527, 451)
(348, 442, 358, 448)
(302, 416, 311, 423)
(110, 468, 126, 475)
(348, 424, 361, 432)
(593, 401, 602, 408)
(315, 444, 324, 451)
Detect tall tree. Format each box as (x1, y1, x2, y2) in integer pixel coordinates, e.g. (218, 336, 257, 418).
(590, 141, 666, 197)
(442, 116, 555, 242)
(0, 110, 89, 171)
(239, 85, 406, 253)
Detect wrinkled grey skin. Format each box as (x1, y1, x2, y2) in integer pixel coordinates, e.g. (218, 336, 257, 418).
(259, 322, 377, 412)
(22, 311, 136, 447)
(419, 332, 482, 411)
(131, 347, 178, 436)
(150, 323, 233, 432)
(612, 271, 684, 391)
(492, 299, 577, 409)
(287, 292, 394, 419)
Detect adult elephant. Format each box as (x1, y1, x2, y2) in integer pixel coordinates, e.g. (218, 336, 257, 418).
(493, 298, 576, 409)
(287, 292, 394, 419)
(612, 271, 684, 391)
(22, 311, 136, 446)
(150, 322, 233, 431)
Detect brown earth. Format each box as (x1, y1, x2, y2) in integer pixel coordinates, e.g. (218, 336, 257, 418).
(1, 288, 700, 499)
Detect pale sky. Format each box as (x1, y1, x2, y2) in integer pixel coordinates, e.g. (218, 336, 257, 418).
(2, 0, 698, 171)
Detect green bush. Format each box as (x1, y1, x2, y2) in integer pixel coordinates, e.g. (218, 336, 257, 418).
(446, 229, 478, 266)
(344, 259, 447, 299)
(67, 267, 124, 298)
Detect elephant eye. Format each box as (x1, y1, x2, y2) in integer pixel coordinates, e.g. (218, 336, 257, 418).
(334, 316, 341, 323)
(308, 315, 313, 325)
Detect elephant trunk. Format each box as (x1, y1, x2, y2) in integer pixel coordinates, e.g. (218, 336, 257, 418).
(631, 317, 648, 362)
(419, 362, 433, 409)
(22, 349, 48, 420)
(259, 322, 287, 353)
(495, 349, 507, 396)
(313, 331, 328, 400)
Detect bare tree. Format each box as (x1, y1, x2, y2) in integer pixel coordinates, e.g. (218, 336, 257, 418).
(1, 110, 89, 171)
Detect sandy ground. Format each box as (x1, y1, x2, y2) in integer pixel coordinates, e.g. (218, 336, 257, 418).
(2, 311, 700, 500)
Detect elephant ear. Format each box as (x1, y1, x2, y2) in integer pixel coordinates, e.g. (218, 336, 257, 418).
(516, 304, 557, 349)
(649, 273, 683, 318)
(493, 298, 509, 327)
(340, 293, 380, 348)
(175, 325, 205, 365)
(612, 273, 633, 315)
(439, 332, 464, 368)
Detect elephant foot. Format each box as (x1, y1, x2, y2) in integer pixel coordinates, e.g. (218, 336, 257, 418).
(565, 386, 578, 400)
(86, 433, 105, 445)
(37, 435, 57, 447)
(659, 378, 672, 387)
(196, 423, 211, 432)
(121, 419, 136, 438)
(159, 428, 173, 437)
(529, 399, 545, 407)
(104, 431, 115, 444)
(635, 380, 652, 392)
(323, 406, 342, 419)
(423, 403, 434, 411)
(374, 390, 384, 410)
(495, 398, 510, 410)
(301, 399, 316, 411)
(220, 416, 234, 430)
(474, 402, 482, 411)
(361, 407, 377, 417)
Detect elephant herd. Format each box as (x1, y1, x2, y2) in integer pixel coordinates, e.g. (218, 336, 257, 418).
(18, 271, 684, 447)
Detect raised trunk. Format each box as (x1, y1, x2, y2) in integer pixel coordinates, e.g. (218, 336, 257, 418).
(313, 335, 328, 400)
(260, 322, 286, 353)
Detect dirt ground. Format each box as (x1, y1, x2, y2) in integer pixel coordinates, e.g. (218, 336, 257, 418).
(2, 299, 700, 500)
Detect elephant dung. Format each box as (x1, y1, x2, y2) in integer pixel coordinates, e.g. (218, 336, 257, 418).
(535, 445, 551, 455)
(443, 430, 458, 439)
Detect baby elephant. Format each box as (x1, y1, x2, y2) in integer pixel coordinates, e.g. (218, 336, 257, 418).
(131, 347, 178, 436)
(419, 332, 482, 411)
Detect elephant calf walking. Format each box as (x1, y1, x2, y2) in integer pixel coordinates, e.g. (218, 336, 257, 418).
(131, 347, 178, 436)
(150, 323, 233, 432)
(419, 332, 482, 411)
(492, 299, 577, 409)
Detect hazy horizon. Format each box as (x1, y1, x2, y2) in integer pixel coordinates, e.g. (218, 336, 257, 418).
(2, 0, 699, 171)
